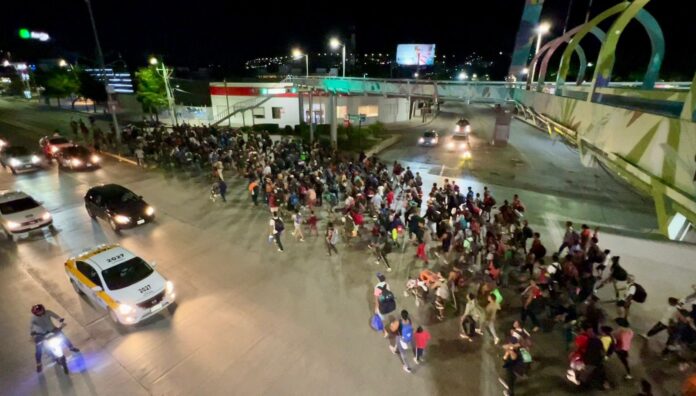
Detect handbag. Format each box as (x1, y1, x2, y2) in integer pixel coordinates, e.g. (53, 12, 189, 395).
(370, 313, 384, 331)
(519, 347, 533, 363)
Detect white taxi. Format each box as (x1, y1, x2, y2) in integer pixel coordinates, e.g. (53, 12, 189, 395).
(0, 190, 54, 241)
(65, 244, 176, 326)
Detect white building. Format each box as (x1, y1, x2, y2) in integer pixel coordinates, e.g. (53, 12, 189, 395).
(209, 81, 412, 127)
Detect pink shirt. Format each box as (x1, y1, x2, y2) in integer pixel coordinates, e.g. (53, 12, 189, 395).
(613, 328, 634, 351)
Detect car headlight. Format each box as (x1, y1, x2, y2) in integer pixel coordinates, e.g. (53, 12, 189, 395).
(31, 155, 41, 164)
(41, 212, 52, 221)
(465, 125, 472, 132)
(459, 143, 466, 149)
(145, 206, 155, 216)
(9, 158, 21, 167)
(114, 214, 131, 224)
(50, 146, 59, 153)
(462, 151, 472, 160)
(165, 280, 175, 295)
(418, 137, 425, 143)
(71, 158, 82, 166)
(0, 139, 6, 148)
(118, 304, 134, 315)
(455, 126, 460, 132)
(90, 154, 100, 163)
(6, 221, 20, 230)
(446, 142, 454, 149)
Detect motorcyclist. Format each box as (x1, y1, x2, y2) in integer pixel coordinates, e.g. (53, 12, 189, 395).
(30, 304, 79, 372)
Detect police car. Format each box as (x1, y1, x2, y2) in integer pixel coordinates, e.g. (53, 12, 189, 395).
(65, 244, 176, 326)
(0, 190, 54, 241)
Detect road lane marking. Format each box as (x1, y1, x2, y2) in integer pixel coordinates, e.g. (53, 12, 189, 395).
(439, 164, 445, 176)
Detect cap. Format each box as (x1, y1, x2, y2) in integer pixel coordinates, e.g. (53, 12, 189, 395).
(376, 272, 386, 282)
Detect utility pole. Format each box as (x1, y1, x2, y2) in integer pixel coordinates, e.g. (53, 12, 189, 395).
(224, 79, 231, 127)
(84, 0, 121, 144)
(159, 62, 178, 126)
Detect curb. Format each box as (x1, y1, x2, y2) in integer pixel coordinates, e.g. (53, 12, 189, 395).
(366, 135, 400, 157)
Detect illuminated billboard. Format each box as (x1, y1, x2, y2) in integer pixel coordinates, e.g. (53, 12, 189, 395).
(396, 44, 436, 66)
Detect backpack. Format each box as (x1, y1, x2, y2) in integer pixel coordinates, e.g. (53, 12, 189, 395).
(631, 283, 647, 303)
(274, 218, 285, 232)
(612, 264, 628, 281)
(377, 285, 396, 314)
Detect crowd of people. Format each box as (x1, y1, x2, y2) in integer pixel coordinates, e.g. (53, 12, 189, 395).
(73, 120, 696, 395)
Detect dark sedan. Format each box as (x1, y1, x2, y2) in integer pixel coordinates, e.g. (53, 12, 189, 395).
(84, 184, 155, 233)
(55, 145, 101, 170)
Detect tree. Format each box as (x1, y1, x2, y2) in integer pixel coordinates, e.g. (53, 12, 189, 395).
(135, 67, 167, 121)
(36, 68, 79, 107)
(7, 74, 26, 96)
(77, 70, 107, 112)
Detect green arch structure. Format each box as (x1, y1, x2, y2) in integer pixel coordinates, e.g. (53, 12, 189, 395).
(556, 0, 664, 96)
(527, 25, 606, 91)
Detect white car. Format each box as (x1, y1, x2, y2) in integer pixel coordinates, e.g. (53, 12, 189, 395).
(0, 190, 54, 241)
(65, 244, 176, 326)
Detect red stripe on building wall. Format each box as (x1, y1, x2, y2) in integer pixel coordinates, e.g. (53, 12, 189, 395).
(209, 86, 299, 97)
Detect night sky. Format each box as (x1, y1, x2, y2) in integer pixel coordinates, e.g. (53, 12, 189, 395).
(1, 0, 693, 78)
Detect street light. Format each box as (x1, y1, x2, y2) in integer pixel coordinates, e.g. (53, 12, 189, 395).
(292, 48, 309, 78)
(2, 60, 10, 67)
(329, 37, 346, 78)
(413, 72, 419, 78)
(58, 59, 68, 68)
(149, 56, 178, 126)
(457, 72, 468, 81)
(529, 21, 551, 84)
(84, 0, 121, 144)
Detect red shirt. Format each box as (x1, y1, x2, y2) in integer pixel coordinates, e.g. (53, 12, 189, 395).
(387, 191, 395, 205)
(414, 330, 431, 349)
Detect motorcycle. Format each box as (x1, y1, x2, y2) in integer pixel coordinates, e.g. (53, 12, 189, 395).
(38, 324, 69, 374)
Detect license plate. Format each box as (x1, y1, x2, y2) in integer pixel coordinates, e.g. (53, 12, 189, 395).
(137, 219, 145, 225)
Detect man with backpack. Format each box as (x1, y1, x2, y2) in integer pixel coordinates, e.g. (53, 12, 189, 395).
(622, 275, 647, 319)
(597, 256, 628, 300)
(269, 213, 285, 252)
(558, 221, 580, 255)
(374, 272, 396, 324)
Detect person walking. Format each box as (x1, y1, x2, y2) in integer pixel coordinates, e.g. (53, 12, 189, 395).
(291, 210, 305, 242)
(413, 326, 431, 365)
(308, 210, 319, 236)
(520, 279, 541, 332)
(249, 178, 260, 206)
(269, 213, 284, 252)
(371, 231, 393, 272)
(325, 222, 339, 256)
(613, 317, 634, 379)
(134, 146, 146, 167)
(485, 292, 501, 345)
(500, 343, 522, 396)
(460, 293, 484, 341)
(374, 273, 396, 327)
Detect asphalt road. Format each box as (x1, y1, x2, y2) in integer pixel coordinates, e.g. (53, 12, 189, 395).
(0, 99, 693, 396)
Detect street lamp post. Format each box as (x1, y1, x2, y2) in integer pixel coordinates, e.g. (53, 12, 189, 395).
(149, 57, 178, 126)
(292, 49, 309, 78)
(529, 22, 551, 86)
(329, 38, 346, 78)
(84, 0, 122, 145)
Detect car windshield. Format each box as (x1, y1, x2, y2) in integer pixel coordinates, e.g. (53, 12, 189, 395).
(5, 147, 30, 156)
(49, 137, 69, 145)
(458, 120, 469, 126)
(424, 132, 436, 138)
(63, 146, 90, 156)
(452, 135, 468, 140)
(0, 197, 40, 214)
(102, 187, 139, 205)
(101, 257, 154, 290)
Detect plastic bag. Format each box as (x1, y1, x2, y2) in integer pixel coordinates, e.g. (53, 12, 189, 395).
(370, 313, 384, 331)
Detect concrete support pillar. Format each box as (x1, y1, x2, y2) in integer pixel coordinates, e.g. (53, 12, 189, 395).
(330, 94, 338, 149)
(298, 93, 304, 125)
(308, 91, 315, 143)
